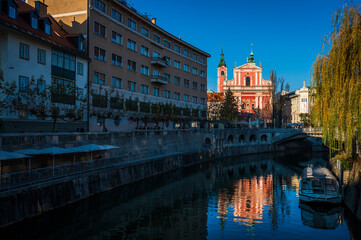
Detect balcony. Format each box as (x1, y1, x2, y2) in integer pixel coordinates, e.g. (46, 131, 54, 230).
(51, 93, 75, 105)
(151, 75, 169, 85)
(151, 57, 167, 67)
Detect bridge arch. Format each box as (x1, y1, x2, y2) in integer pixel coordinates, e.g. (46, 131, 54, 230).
(239, 134, 246, 145)
(228, 135, 234, 144)
(260, 134, 268, 143)
(249, 134, 257, 144)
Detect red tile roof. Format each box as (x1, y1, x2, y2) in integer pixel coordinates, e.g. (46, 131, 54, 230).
(0, 0, 85, 56)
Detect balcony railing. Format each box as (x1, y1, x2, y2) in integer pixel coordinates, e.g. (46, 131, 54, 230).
(51, 93, 75, 105)
(151, 57, 167, 67)
(151, 75, 169, 85)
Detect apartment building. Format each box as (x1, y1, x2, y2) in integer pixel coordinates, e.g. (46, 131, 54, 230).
(0, 0, 88, 133)
(28, 0, 211, 131)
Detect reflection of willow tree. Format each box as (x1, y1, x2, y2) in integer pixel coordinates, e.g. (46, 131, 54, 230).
(312, 4, 361, 159)
(269, 172, 291, 231)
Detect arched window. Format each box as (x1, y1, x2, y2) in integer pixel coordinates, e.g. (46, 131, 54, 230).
(246, 77, 250, 86)
(221, 71, 224, 76)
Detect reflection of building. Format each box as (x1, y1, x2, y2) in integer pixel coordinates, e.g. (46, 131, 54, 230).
(30, 0, 210, 131)
(216, 48, 272, 121)
(217, 175, 273, 226)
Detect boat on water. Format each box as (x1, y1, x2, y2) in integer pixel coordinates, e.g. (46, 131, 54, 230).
(299, 167, 342, 204)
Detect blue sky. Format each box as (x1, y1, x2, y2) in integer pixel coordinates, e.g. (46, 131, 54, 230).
(132, 0, 353, 92)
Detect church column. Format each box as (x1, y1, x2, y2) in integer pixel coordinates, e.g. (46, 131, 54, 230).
(256, 96, 259, 108)
(260, 96, 263, 109)
(256, 71, 258, 86)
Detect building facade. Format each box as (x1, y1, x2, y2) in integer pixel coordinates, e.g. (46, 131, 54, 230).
(216, 49, 272, 121)
(0, 0, 88, 133)
(28, 0, 211, 131)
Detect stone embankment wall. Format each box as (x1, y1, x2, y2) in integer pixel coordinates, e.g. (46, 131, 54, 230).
(0, 129, 277, 227)
(344, 161, 361, 222)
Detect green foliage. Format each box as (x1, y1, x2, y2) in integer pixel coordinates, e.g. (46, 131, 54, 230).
(312, 4, 361, 157)
(299, 113, 311, 127)
(140, 101, 150, 113)
(220, 88, 239, 121)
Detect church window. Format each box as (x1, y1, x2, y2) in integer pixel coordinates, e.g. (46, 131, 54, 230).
(246, 77, 250, 86)
(221, 71, 224, 76)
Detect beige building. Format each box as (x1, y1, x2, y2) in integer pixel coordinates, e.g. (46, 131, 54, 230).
(26, 0, 210, 131)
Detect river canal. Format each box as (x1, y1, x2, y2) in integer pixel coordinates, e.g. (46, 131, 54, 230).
(1, 151, 360, 240)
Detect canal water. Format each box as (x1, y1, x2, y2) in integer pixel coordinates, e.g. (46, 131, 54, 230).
(1, 151, 361, 240)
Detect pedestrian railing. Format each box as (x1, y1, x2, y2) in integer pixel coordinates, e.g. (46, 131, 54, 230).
(0, 143, 205, 192)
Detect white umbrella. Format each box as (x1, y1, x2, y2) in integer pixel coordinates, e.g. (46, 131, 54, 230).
(0, 151, 30, 160)
(102, 145, 120, 150)
(15, 149, 46, 155)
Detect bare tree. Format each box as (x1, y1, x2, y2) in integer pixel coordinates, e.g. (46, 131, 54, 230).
(270, 70, 278, 126)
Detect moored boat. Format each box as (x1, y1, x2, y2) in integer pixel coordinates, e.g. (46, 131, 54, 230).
(299, 167, 342, 204)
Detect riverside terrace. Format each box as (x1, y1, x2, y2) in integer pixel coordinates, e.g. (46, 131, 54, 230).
(0, 128, 322, 227)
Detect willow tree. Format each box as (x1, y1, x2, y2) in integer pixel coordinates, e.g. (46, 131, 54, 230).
(312, 4, 361, 158)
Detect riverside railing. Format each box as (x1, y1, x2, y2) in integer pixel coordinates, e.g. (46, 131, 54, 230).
(0, 143, 205, 193)
(272, 129, 303, 144)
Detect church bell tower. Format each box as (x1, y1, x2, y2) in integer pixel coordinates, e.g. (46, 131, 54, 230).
(217, 48, 227, 93)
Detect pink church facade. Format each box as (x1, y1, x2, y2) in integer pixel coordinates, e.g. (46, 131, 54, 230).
(217, 49, 273, 121)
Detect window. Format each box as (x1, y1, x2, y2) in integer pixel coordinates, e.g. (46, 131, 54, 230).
(51, 49, 75, 71)
(200, 98, 205, 105)
(252, 104, 255, 110)
(79, 38, 84, 51)
(31, 17, 38, 29)
(154, 33, 160, 43)
(192, 67, 198, 75)
(246, 77, 250, 86)
(37, 79, 45, 93)
(184, 94, 189, 102)
(153, 51, 160, 58)
(128, 18, 136, 30)
(184, 79, 190, 88)
(174, 92, 180, 100)
(152, 70, 159, 76)
(200, 70, 206, 77)
(192, 96, 198, 104)
(111, 53, 122, 67)
(37, 49, 46, 64)
(94, 0, 106, 12)
(111, 8, 122, 22)
(141, 45, 149, 56)
(302, 98, 307, 102)
(94, 71, 106, 85)
(111, 31, 122, 45)
(141, 84, 149, 94)
(127, 39, 137, 51)
(19, 76, 29, 92)
(94, 46, 106, 61)
(111, 76, 122, 88)
(141, 65, 149, 75)
(163, 90, 170, 99)
(94, 22, 106, 37)
(200, 57, 205, 64)
(44, 24, 51, 35)
(20, 43, 29, 60)
(77, 62, 84, 75)
(183, 64, 190, 72)
(221, 71, 224, 75)
(174, 76, 180, 85)
(174, 45, 180, 53)
(174, 61, 180, 69)
(128, 81, 136, 91)
(192, 81, 198, 89)
(201, 84, 206, 91)
(141, 27, 149, 37)
(153, 87, 159, 97)
(184, 49, 189, 57)
(192, 53, 197, 61)
(164, 73, 170, 82)
(9, 6, 16, 19)
(164, 39, 171, 48)
(164, 56, 171, 65)
(127, 59, 136, 72)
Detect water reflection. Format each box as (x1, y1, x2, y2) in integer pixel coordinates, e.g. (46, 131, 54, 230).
(299, 203, 341, 229)
(0, 151, 359, 240)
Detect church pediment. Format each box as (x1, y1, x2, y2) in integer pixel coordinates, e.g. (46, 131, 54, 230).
(235, 63, 262, 70)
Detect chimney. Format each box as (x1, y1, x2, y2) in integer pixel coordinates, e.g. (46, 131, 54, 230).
(35, 1, 48, 18)
(151, 18, 156, 25)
